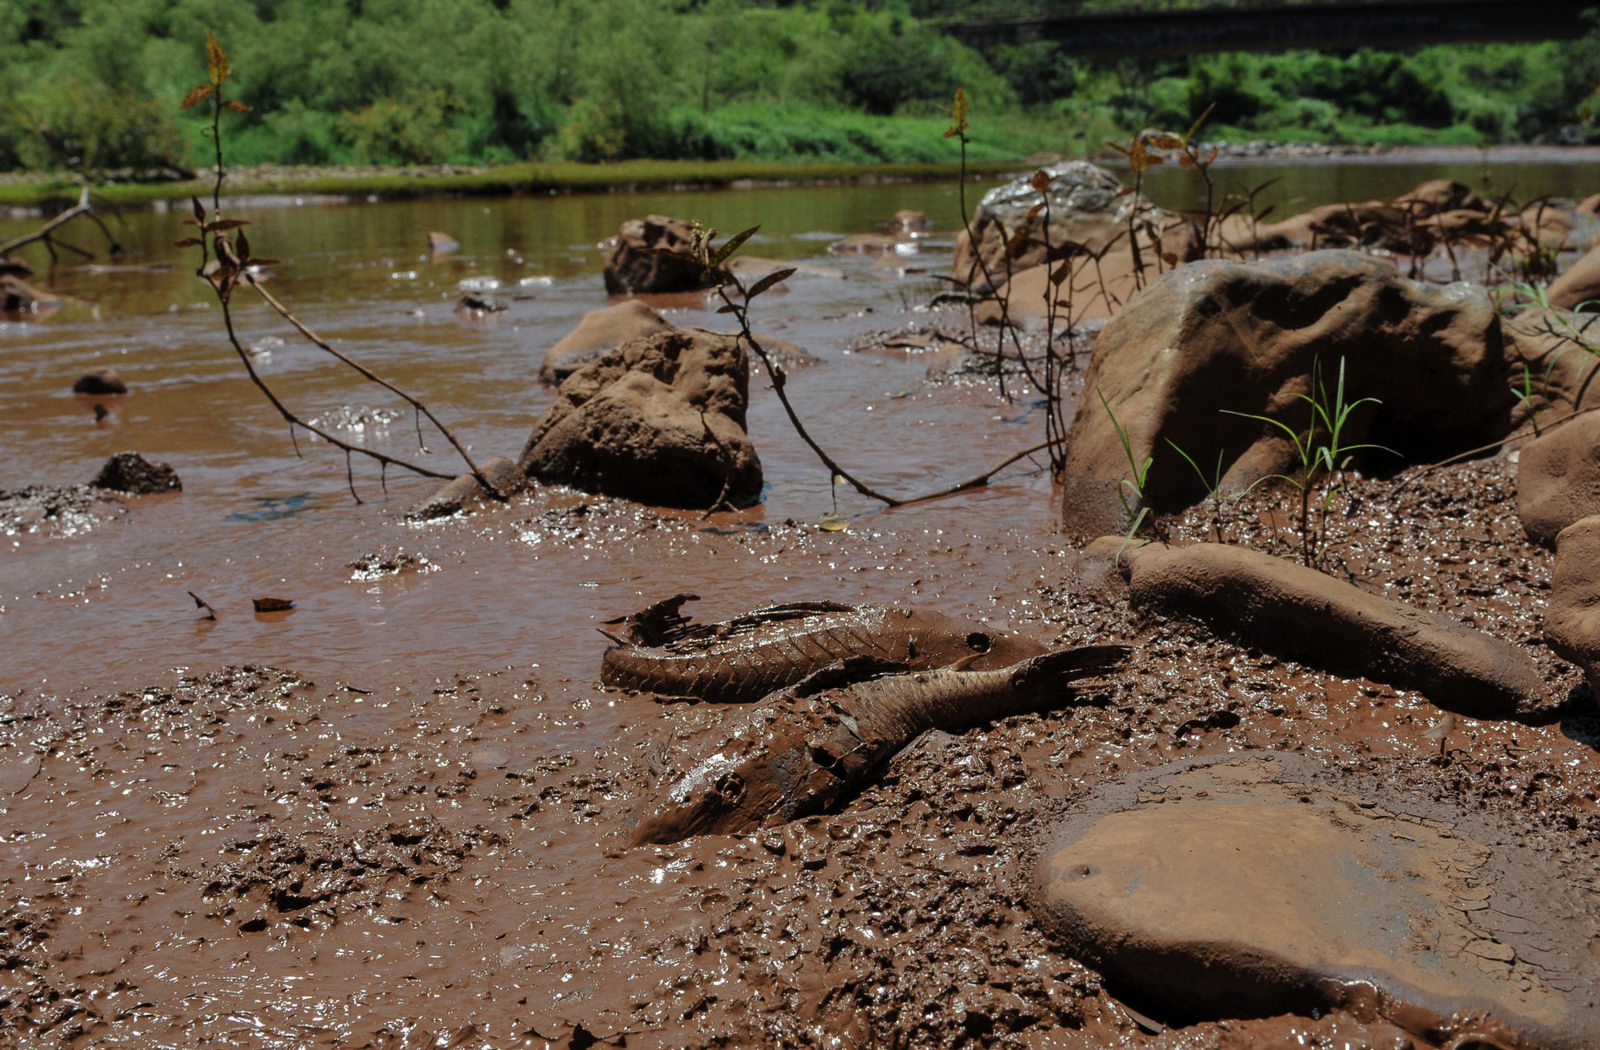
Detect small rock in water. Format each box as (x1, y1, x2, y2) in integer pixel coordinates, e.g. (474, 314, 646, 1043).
(73, 368, 128, 395)
(1030, 752, 1600, 1048)
(428, 230, 459, 253)
(89, 452, 181, 494)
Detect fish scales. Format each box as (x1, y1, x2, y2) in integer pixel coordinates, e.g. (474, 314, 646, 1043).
(629, 644, 1129, 846)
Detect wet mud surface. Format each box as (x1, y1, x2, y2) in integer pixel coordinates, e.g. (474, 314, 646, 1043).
(4, 173, 1600, 1047)
(4, 454, 1599, 1049)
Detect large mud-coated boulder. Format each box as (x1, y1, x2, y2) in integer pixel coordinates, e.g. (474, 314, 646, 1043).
(1546, 241, 1600, 312)
(1060, 250, 1516, 539)
(1503, 302, 1600, 428)
(519, 329, 762, 509)
(1517, 413, 1600, 545)
(603, 215, 725, 296)
(1545, 515, 1600, 697)
(952, 162, 1194, 297)
(540, 300, 674, 385)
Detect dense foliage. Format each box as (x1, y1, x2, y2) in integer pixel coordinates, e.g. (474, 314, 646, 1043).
(1, 0, 1595, 173)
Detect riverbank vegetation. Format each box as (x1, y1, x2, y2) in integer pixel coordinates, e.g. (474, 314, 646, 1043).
(2, 0, 1597, 177)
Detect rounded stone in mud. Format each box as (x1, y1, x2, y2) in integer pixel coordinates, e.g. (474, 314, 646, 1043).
(1029, 752, 1600, 1049)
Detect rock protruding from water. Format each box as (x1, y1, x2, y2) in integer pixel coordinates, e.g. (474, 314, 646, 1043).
(72, 369, 128, 395)
(1544, 515, 1600, 697)
(1125, 541, 1551, 721)
(604, 215, 723, 295)
(541, 300, 675, 385)
(519, 328, 762, 509)
(1031, 753, 1600, 1048)
(1059, 250, 1515, 539)
(409, 456, 522, 521)
(89, 452, 181, 495)
(952, 162, 1192, 297)
(1, 273, 61, 317)
(1516, 413, 1600, 545)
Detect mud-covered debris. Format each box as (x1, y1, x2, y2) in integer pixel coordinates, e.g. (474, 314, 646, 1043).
(90, 451, 181, 494)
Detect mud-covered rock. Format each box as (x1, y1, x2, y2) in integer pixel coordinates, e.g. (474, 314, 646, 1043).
(72, 368, 128, 395)
(604, 215, 723, 295)
(1060, 250, 1516, 538)
(408, 456, 522, 520)
(1126, 540, 1551, 721)
(1547, 241, 1600, 311)
(727, 256, 843, 282)
(1032, 752, 1600, 1046)
(1516, 413, 1600, 545)
(518, 328, 762, 509)
(1503, 303, 1600, 425)
(1544, 515, 1600, 697)
(90, 452, 181, 495)
(540, 300, 674, 385)
(953, 161, 1194, 296)
(1, 273, 60, 317)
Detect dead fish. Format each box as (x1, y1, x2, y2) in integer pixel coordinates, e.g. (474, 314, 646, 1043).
(599, 593, 1048, 703)
(629, 644, 1129, 846)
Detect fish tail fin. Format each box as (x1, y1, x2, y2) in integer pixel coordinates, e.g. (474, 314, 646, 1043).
(1014, 644, 1130, 695)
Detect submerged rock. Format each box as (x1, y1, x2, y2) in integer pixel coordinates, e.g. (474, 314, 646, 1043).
(408, 456, 521, 520)
(1125, 541, 1551, 721)
(540, 300, 674, 385)
(1031, 752, 1600, 1048)
(519, 328, 762, 510)
(89, 452, 181, 495)
(1059, 250, 1516, 538)
(72, 368, 128, 395)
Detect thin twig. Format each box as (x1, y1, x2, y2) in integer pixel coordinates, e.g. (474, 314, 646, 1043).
(245, 276, 505, 500)
(0, 187, 95, 257)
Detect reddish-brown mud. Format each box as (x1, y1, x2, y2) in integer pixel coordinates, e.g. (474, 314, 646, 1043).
(4, 454, 1598, 1049)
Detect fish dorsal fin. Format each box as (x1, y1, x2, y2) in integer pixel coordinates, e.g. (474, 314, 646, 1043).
(790, 655, 910, 697)
(602, 593, 702, 645)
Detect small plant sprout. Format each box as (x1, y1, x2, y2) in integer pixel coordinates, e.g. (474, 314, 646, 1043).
(1166, 439, 1230, 543)
(1099, 390, 1155, 546)
(1223, 357, 1394, 569)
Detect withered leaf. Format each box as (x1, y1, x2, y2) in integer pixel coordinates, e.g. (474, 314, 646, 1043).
(1179, 153, 1196, 169)
(1031, 169, 1052, 193)
(1027, 202, 1045, 219)
(709, 225, 759, 268)
(1162, 252, 1179, 265)
(180, 84, 216, 110)
(192, 196, 206, 224)
(207, 219, 251, 231)
(716, 303, 739, 314)
(223, 100, 250, 113)
(206, 32, 230, 87)
(173, 237, 203, 248)
(745, 267, 796, 299)
(236, 230, 251, 262)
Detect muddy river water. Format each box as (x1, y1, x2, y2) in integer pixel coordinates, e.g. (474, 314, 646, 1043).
(2, 150, 1599, 1048)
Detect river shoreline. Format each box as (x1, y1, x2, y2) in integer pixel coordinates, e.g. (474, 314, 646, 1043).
(5, 143, 1600, 215)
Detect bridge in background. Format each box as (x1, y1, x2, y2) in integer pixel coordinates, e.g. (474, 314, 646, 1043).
(939, 0, 1596, 57)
